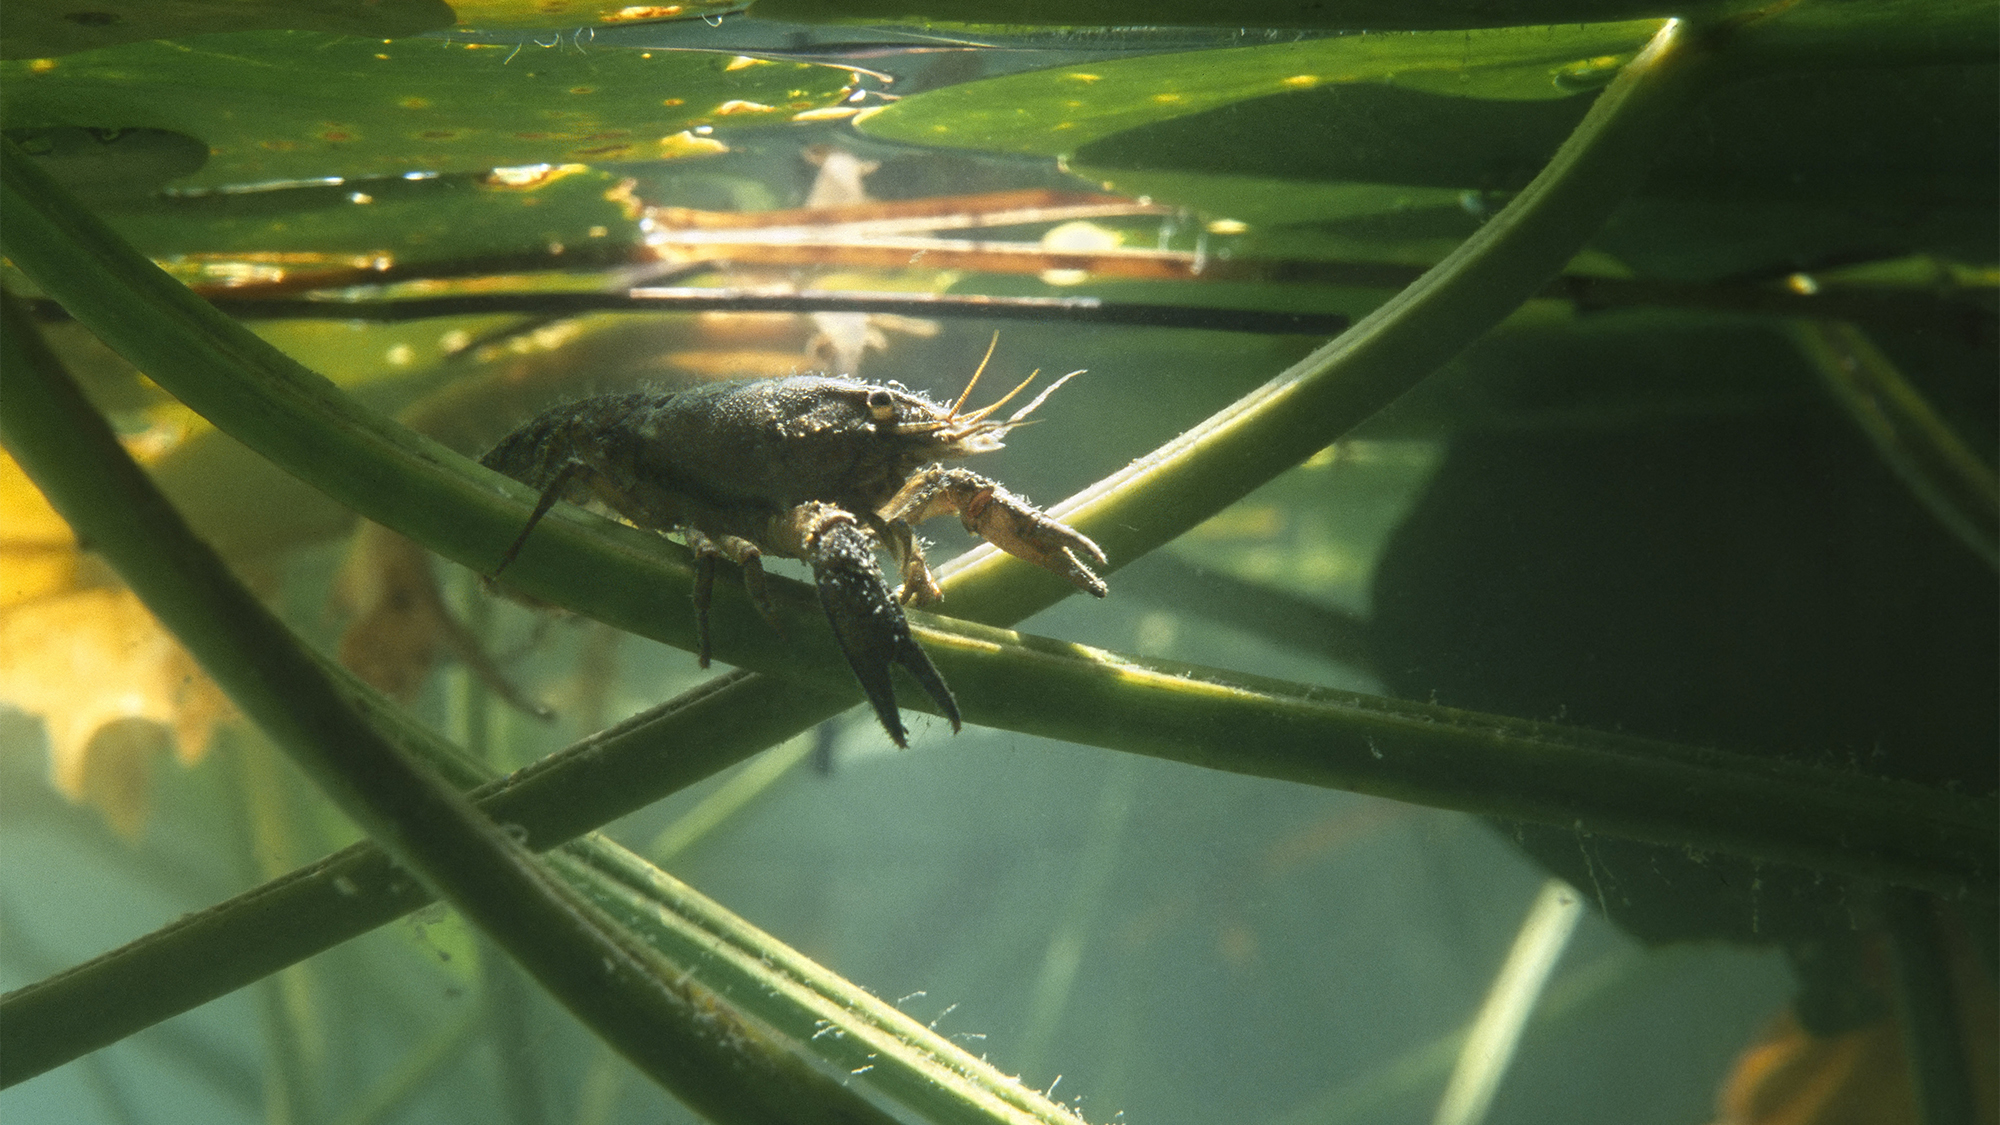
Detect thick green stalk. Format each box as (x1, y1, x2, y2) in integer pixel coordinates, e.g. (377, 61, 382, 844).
(555, 841, 1095, 1125)
(913, 621, 1995, 892)
(0, 294, 897, 1125)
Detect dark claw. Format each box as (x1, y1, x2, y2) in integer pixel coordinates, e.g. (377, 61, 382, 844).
(811, 520, 961, 747)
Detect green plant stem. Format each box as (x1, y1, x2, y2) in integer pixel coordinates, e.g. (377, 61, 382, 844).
(1013, 761, 1136, 1079)
(1790, 319, 2000, 570)
(0, 293, 898, 1125)
(230, 736, 320, 1125)
(912, 620, 1996, 893)
(554, 841, 1097, 1125)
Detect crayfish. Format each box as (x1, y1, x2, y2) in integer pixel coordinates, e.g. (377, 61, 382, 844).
(479, 352, 1108, 746)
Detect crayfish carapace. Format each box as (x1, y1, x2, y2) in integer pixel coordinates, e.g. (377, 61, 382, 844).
(479, 353, 1107, 746)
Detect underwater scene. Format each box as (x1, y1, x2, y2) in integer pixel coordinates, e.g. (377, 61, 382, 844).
(1, 3, 1993, 1124)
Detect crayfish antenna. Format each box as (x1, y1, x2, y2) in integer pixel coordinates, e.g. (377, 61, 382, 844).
(930, 337, 1082, 441)
(961, 369, 1043, 426)
(1001, 369, 1085, 427)
(948, 331, 1002, 419)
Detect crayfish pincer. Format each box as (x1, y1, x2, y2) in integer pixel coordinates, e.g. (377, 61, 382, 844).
(478, 358, 1108, 746)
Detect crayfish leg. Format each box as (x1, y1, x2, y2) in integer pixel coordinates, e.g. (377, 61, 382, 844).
(685, 528, 781, 669)
(867, 513, 944, 607)
(689, 549, 718, 669)
(718, 534, 779, 632)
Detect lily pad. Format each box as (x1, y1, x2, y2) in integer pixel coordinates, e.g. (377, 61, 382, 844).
(1, 0, 753, 62)
(101, 165, 647, 274)
(748, 0, 1729, 31)
(1072, 57, 2000, 282)
(1, 30, 856, 187)
(451, 0, 743, 30)
(0, 0, 452, 62)
(1, 125, 209, 205)
(1075, 80, 1591, 192)
(854, 20, 1658, 157)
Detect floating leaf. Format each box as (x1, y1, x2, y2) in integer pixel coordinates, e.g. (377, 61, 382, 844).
(0, 126, 209, 206)
(748, 0, 1721, 31)
(2, 31, 857, 186)
(0, 0, 452, 61)
(97, 165, 645, 276)
(1056, 80, 1588, 260)
(451, 0, 741, 30)
(1073, 49, 1998, 281)
(855, 21, 1659, 157)
(1073, 81, 1591, 192)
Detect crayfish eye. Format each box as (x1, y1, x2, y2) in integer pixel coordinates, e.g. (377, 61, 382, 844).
(866, 389, 896, 423)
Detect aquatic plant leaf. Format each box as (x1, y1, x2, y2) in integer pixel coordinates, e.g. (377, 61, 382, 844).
(0, 452, 232, 836)
(1054, 81, 1590, 260)
(0, 126, 209, 207)
(1067, 55, 1999, 281)
(1732, 0, 2000, 69)
(98, 165, 645, 277)
(749, 0, 1734, 31)
(450, 0, 743, 30)
(1, 31, 855, 187)
(4, 0, 752, 62)
(855, 20, 1659, 157)
(0, 0, 452, 61)
(1073, 81, 1592, 193)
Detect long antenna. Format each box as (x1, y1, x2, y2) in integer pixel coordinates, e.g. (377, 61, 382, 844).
(949, 331, 1002, 418)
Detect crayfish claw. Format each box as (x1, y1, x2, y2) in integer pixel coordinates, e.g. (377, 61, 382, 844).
(806, 510, 961, 747)
(884, 467, 1109, 598)
(1048, 543, 1110, 599)
(976, 501, 1107, 597)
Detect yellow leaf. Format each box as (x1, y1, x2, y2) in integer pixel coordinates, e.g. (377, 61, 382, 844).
(0, 452, 232, 835)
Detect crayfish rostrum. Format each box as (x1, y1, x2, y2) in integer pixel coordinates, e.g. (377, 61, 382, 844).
(480, 355, 1107, 746)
